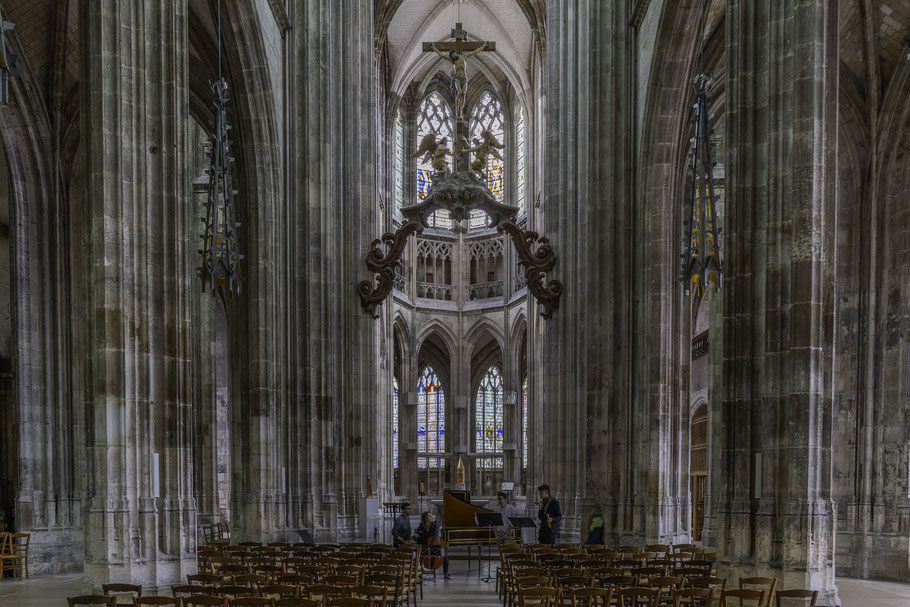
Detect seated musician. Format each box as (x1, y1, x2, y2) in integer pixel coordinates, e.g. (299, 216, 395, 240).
(415, 511, 451, 579)
(494, 491, 517, 541)
(391, 502, 413, 547)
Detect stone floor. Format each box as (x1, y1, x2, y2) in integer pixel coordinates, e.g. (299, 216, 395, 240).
(0, 571, 907, 606)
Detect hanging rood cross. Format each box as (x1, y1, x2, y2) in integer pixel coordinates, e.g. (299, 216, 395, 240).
(423, 23, 496, 119)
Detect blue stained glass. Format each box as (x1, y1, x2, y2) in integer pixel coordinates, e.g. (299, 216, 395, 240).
(468, 92, 506, 230)
(418, 366, 446, 470)
(393, 376, 399, 469)
(522, 375, 528, 470)
(395, 110, 404, 220)
(474, 366, 504, 469)
(516, 105, 526, 215)
(416, 93, 455, 229)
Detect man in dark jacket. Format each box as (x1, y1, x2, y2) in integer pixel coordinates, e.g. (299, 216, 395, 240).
(392, 502, 413, 547)
(537, 484, 562, 544)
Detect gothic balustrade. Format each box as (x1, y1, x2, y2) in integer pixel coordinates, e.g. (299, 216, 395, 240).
(468, 280, 504, 301)
(416, 281, 454, 301)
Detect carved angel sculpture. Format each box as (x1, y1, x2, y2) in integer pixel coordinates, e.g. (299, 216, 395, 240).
(414, 133, 453, 177)
(461, 129, 504, 180)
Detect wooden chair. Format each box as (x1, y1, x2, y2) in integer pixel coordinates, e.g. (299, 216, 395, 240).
(349, 584, 388, 607)
(774, 590, 817, 607)
(600, 574, 636, 588)
(235, 573, 270, 588)
(0, 532, 24, 580)
(690, 576, 727, 604)
(633, 567, 668, 586)
(615, 587, 661, 607)
(649, 576, 685, 605)
(570, 587, 613, 607)
(68, 598, 117, 607)
(190, 573, 224, 586)
(228, 599, 275, 607)
(721, 589, 766, 607)
(132, 599, 181, 606)
(672, 588, 714, 607)
(261, 584, 299, 599)
(274, 600, 318, 607)
(218, 585, 260, 598)
(518, 586, 559, 607)
(325, 574, 358, 587)
(363, 574, 401, 607)
(182, 596, 227, 607)
(555, 576, 594, 606)
(4, 532, 29, 578)
(174, 584, 215, 597)
(325, 599, 369, 607)
(102, 583, 142, 606)
(739, 578, 777, 607)
(645, 545, 671, 558)
(307, 583, 348, 604)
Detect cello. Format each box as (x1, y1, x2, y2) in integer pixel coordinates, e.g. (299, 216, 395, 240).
(419, 518, 446, 571)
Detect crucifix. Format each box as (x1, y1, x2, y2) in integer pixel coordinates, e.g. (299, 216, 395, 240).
(423, 23, 496, 120)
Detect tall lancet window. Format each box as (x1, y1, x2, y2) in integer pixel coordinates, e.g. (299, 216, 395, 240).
(394, 109, 404, 221)
(417, 366, 446, 469)
(475, 366, 504, 464)
(515, 104, 527, 216)
(416, 92, 454, 229)
(468, 92, 506, 229)
(521, 374, 528, 470)
(393, 376, 400, 469)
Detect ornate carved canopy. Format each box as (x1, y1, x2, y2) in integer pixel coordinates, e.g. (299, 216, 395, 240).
(358, 170, 562, 318)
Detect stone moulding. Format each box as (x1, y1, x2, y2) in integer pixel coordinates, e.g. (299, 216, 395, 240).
(358, 171, 563, 318)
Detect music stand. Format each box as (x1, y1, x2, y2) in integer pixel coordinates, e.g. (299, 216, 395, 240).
(508, 516, 537, 545)
(475, 512, 503, 582)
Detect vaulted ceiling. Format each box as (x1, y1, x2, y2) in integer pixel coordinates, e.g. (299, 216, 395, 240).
(840, 0, 910, 92)
(377, 0, 541, 98)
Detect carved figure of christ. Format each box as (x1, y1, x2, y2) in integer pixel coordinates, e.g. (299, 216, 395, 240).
(423, 24, 496, 119)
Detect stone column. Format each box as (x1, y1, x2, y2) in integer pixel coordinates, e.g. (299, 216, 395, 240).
(287, 0, 378, 541)
(717, 1, 838, 600)
(541, 0, 634, 544)
(82, 0, 195, 588)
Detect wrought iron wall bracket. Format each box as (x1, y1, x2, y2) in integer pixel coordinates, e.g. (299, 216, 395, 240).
(358, 171, 563, 318)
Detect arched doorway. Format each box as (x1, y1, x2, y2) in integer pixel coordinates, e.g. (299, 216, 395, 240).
(690, 403, 708, 542)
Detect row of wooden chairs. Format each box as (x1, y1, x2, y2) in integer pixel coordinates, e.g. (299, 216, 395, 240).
(196, 542, 420, 606)
(68, 597, 368, 606)
(498, 543, 821, 607)
(511, 585, 819, 607)
(69, 579, 400, 606)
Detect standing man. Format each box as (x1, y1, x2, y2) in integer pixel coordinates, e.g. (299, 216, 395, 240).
(392, 502, 413, 547)
(537, 484, 562, 545)
(494, 491, 518, 541)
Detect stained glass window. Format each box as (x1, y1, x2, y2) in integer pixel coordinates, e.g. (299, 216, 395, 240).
(475, 366, 504, 470)
(521, 374, 528, 470)
(468, 92, 506, 229)
(393, 376, 399, 469)
(416, 93, 454, 230)
(417, 366, 446, 469)
(516, 105, 526, 216)
(394, 109, 404, 221)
